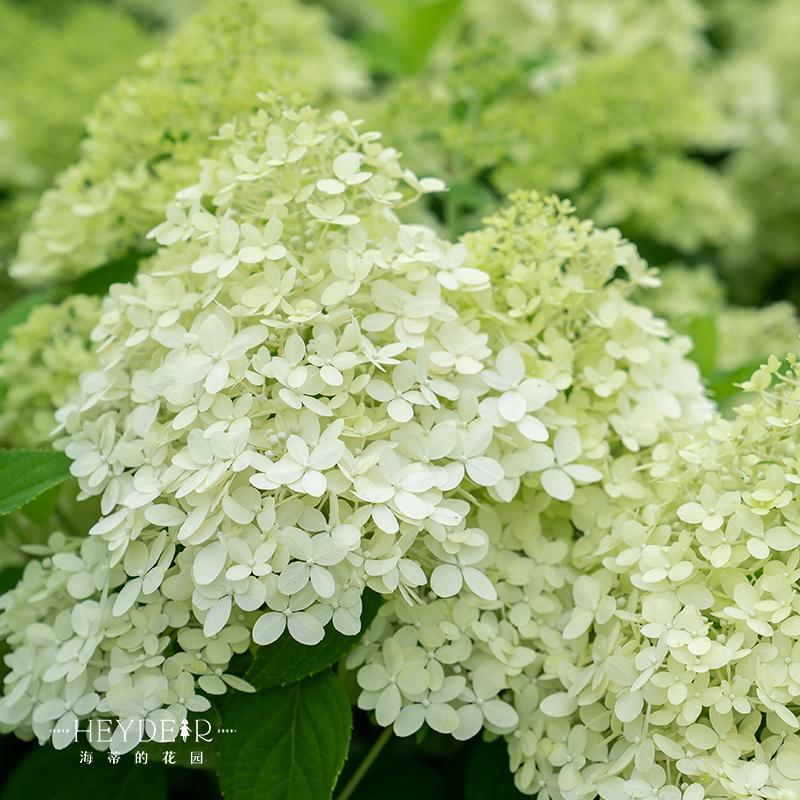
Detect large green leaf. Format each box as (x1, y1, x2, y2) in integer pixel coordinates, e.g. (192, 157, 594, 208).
(217, 671, 352, 800)
(0, 450, 72, 516)
(1, 743, 167, 800)
(245, 589, 383, 690)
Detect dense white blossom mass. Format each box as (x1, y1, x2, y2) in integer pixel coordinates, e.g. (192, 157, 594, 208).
(2, 1, 800, 798)
(10, 95, 779, 800)
(349, 356, 800, 800)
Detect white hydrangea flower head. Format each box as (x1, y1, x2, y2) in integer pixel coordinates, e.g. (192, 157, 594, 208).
(0, 96, 546, 749)
(345, 192, 721, 786)
(52, 93, 526, 639)
(0, 104, 719, 780)
(349, 353, 800, 799)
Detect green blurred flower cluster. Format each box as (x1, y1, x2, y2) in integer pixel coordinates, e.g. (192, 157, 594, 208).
(9, 0, 365, 287)
(354, 0, 737, 251)
(348, 0, 800, 309)
(0, 0, 157, 260)
(706, 0, 800, 304)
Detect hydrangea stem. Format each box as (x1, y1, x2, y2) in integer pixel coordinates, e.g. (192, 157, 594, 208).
(335, 726, 393, 800)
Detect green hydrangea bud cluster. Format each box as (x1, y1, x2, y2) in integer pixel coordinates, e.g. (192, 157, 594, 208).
(639, 265, 727, 321)
(9, 0, 364, 287)
(460, 0, 708, 63)
(0, 295, 102, 446)
(715, 305, 800, 374)
(640, 265, 800, 375)
(0, 0, 154, 257)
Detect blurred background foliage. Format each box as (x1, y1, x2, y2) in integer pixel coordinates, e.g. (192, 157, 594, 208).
(2, 1, 800, 798)
(0, 0, 186, 297)
(3, 0, 800, 412)
(327, 0, 800, 406)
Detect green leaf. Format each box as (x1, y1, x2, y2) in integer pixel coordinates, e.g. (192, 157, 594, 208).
(217, 671, 352, 800)
(0, 450, 72, 516)
(0, 565, 24, 595)
(707, 360, 764, 403)
(72, 251, 142, 296)
(0, 291, 55, 347)
(1, 743, 167, 800)
(684, 316, 717, 379)
(245, 589, 383, 690)
(19, 482, 63, 526)
(355, 0, 462, 75)
(465, 740, 526, 800)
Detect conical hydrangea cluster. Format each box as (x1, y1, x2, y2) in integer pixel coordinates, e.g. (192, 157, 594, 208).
(348, 353, 800, 793)
(552, 357, 800, 800)
(344, 194, 717, 761)
(0, 94, 713, 763)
